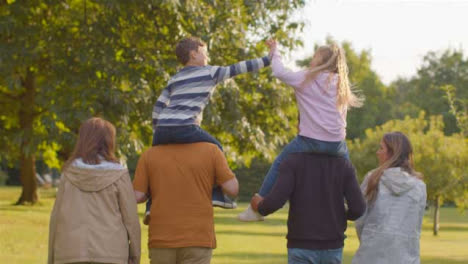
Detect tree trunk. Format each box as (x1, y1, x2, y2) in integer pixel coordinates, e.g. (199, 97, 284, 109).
(433, 196, 440, 236)
(16, 154, 38, 205)
(15, 68, 38, 205)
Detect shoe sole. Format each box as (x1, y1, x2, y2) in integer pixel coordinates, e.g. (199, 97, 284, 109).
(212, 201, 238, 209)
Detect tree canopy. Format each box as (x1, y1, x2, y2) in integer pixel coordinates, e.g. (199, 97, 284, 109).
(0, 0, 306, 203)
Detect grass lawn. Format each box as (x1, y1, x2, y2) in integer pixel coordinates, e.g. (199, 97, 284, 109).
(1, 186, 467, 264)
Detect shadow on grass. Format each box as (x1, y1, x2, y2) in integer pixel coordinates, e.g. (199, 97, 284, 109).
(422, 225, 468, 232)
(214, 215, 287, 226)
(0, 204, 52, 212)
(343, 251, 468, 264)
(420, 257, 468, 264)
(216, 230, 285, 237)
(214, 251, 286, 261)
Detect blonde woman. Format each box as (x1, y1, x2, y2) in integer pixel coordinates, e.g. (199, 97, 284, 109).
(48, 117, 140, 264)
(352, 132, 426, 264)
(239, 39, 364, 221)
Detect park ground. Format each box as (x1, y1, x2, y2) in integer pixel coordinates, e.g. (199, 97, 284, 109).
(0, 187, 467, 264)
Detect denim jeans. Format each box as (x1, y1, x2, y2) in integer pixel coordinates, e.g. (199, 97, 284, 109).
(147, 125, 225, 213)
(288, 247, 343, 264)
(258, 135, 349, 197)
(152, 125, 222, 151)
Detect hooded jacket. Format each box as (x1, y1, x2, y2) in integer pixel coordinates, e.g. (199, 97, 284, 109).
(48, 160, 141, 264)
(352, 167, 426, 264)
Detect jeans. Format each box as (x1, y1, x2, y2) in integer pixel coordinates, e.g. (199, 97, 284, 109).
(147, 125, 225, 213)
(288, 248, 343, 264)
(152, 125, 222, 151)
(258, 135, 349, 197)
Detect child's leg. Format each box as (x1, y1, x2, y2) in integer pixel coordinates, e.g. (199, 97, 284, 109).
(304, 137, 349, 160)
(258, 136, 349, 197)
(238, 136, 305, 221)
(152, 126, 174, 146)
(145, 197, 151, 213)
(189, 126, 223, 151)
(258, 136, 306, 197)
(182, 127, 235, 207)
(153, 125, 223, 150)
(336, 140, 349, 160)
(154, 126, 233, 208)
(143, 197, 152, 225)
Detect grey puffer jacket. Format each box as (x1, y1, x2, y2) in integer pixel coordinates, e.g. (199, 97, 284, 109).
(352, 167, 426, 264)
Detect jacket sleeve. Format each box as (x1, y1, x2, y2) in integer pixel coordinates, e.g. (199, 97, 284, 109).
(270, 48, 307, 90)
(48, 177, 65, 264)
(344, 164, 366, 221)
(258, 156, 295, 216)
(117, 173, 141, 264)
(210, 56, 270, 84)
(417, 182, 427, 234)
(48, 206, 56, 264)
(354, 172, 371, 240)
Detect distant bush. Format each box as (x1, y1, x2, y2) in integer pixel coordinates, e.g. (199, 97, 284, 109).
(0, 170, 7, 186)
(234, 158, 272, 202)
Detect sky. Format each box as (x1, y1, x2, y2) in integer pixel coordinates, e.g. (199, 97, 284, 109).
(287, 0, 468, 85)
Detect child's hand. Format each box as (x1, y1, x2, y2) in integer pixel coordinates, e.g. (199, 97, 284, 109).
(265, 39, 277, 51)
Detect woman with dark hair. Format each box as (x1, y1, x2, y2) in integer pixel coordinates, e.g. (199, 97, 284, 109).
(352, 132, 426, 264)
(48, 117, 140, 264)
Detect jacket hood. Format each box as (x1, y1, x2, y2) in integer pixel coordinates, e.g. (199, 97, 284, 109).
(64, 165, 128, 192)
(381, 167, 418, 196)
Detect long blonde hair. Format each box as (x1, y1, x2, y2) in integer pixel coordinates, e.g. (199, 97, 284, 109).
(63, 117, 119, 169)
(303, 43, 364, 110)
(365, 132, 423, 203)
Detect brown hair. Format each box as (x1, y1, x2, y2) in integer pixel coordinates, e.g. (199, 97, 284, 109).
(175, 37, 206, 65)
(64, 117, 119, 169)
(365, 132, 422, 202)
(303, 43, 364, 110)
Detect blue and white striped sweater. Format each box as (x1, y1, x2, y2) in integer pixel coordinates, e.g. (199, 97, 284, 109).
(152, 56, 270, 129)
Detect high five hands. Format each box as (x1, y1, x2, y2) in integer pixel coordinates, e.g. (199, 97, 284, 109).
(266, 39, 277, 57)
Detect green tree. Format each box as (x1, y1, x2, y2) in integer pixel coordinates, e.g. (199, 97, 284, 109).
(391, 49, 468, 135)
(348, 113, 468, 235)
(0, 0, 305, 204)
(442, 85, 468, 136)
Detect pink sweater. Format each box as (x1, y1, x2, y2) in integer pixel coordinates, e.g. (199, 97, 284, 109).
(271, 49, 347, 141)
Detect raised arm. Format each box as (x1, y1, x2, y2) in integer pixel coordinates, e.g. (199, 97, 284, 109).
(267, 39, 307, 89)
(152, 86, 171, 132)
(210, 56, 270, 84)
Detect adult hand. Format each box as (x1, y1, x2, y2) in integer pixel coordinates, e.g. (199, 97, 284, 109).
(250, 193, 264, 212)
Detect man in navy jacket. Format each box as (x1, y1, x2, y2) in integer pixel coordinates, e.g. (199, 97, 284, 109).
(251, 153, 366, 264)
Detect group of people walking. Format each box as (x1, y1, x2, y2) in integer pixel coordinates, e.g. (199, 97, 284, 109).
(48, 37, 427, 264)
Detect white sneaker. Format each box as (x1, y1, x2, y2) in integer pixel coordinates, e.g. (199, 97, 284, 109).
(237, 205, 264, 222)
